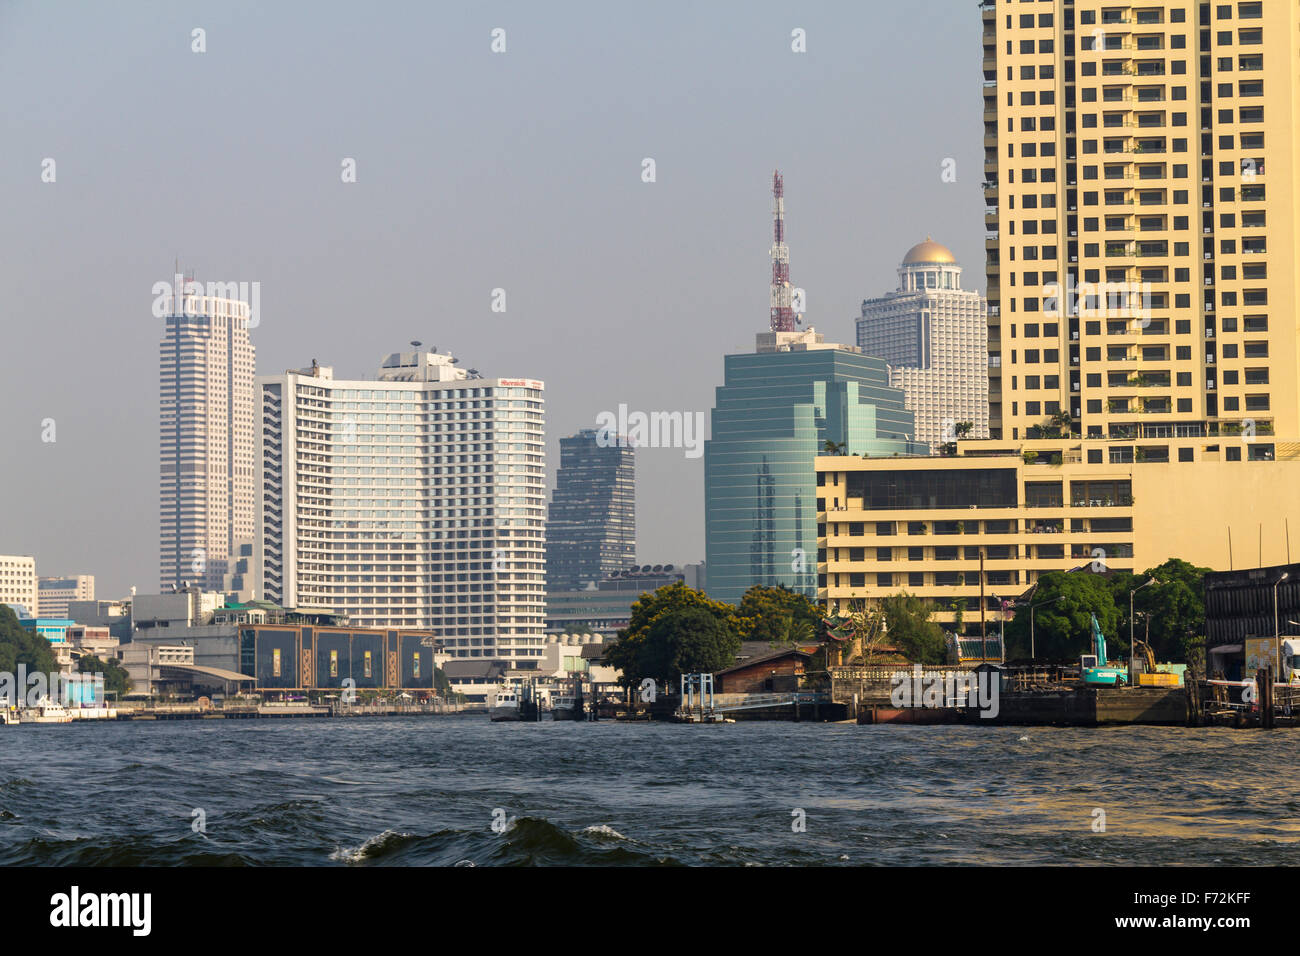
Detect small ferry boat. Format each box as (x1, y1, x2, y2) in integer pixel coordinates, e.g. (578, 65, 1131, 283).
(20, 697, 73, 724)
(489, 686, 520, 722)
(550, 695, 583, 721)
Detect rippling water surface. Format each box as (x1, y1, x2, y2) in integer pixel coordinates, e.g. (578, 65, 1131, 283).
(2, 716, 1297, 866)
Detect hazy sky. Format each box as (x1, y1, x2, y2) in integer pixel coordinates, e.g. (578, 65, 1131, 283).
(0, 0, 984, 598)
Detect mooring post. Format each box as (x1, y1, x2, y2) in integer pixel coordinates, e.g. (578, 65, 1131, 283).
(1263, 666, 1276, 729)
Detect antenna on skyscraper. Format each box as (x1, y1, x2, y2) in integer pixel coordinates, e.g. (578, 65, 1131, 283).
(770, 170, 797, 332)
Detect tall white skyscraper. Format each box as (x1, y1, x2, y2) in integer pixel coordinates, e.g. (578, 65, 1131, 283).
(158, 281, 257, 592)
(258, 349, 546, 665)
(856, 239, 990, 451)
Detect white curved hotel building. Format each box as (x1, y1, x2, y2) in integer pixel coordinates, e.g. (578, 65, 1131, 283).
(257, 350, 547, 665)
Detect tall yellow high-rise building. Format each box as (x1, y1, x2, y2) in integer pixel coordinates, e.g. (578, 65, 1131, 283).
(982, 0, 1297, 448)
(817, 0, 1300, 630)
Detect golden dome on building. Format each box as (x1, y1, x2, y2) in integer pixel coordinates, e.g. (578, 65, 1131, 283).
(902, 237, 957, 265)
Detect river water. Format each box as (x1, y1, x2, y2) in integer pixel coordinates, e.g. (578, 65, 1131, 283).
(2, 716, 1296, 865)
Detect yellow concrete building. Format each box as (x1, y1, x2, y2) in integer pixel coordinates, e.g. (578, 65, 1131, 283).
(816, 444, 1300, 626)
(817, 0, 1300, 629)
(982, 0, 1297, 445)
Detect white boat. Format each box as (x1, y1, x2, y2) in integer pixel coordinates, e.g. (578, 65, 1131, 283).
(488, 686, 520, 722)
(550, 695, 582, 721)
(19, 697, 73, 724)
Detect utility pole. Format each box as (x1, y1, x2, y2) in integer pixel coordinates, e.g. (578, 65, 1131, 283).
(979, 550, 987, 662)
(1129, 578, 1157, 684)
(1274, 571, 1290, 677)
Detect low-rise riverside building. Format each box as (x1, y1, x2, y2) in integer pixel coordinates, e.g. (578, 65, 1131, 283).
(66, 626, 118, 661)
(1204, 561, 1300, 682)
(716, 647, 812, 694)
(816, 439, 1300, 633)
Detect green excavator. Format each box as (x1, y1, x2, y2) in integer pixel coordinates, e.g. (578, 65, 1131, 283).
(1081, 613, 1129, 686)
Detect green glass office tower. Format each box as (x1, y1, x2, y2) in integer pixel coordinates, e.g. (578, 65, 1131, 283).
(704, 332, 924, 606)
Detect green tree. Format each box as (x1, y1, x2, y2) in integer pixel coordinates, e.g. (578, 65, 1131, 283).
(1004, 571, 1121, 662)
(77, 654, 131, 699)
(0, 604, 58, 677)
(633, 607, 741, 687)
(1110, 558, 1210, 663)
(735, 585, 825, 645)
(880, 592, 948, 664)
(605, 582, 740, 689)
(434, 666, 453, 697)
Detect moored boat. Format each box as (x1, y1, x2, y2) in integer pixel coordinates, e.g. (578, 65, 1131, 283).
(489, 686, 520, 722)
(20, 697, 73, 724)
(550, 695, 583, 721)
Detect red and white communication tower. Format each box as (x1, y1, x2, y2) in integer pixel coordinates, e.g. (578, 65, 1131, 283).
(769, 169, 799, 332)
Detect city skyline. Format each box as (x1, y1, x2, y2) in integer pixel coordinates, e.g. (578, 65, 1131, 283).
(0, 1, 985, 598)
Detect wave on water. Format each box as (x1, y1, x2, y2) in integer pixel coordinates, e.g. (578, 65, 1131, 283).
(6, 721, 1297, 866)
(582, 824, 627, 841)
(330, 829, 418, 863)
(2, 835, 258, 867)
(326, 817, 675, 866)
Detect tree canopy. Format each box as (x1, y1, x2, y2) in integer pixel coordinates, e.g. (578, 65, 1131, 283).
(1004, 570, 1121, 662)
(604, 583, 740, 689)
(77, 654, 131, 699)
(879, 592, 948, 664)
(606, 583, 828, 689)
(734, 584, 825, 646)
(1106, 558, 1210, 662)
(0, 604, 58, 677)
(1003, 560, 1212, 663)
(638, 607, 741, 686)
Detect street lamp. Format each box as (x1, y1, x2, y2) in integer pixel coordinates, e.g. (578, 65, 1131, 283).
(997, 597, 1014, 662)
(1129, 577, 1158, 684)
(1274, 571, 1290, 679)
(1027, 594, 1064, 661)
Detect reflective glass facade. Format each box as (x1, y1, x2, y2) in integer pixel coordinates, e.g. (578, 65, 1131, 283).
(705, 348, 924, 605)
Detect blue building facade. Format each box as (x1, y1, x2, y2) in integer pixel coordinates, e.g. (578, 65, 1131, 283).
(19, 617, 74, 646)
(238, 624, 438, 692)
(705, 346, 924, 606)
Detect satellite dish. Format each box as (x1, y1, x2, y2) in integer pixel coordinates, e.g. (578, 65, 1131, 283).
(411, 341, 422, 348)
